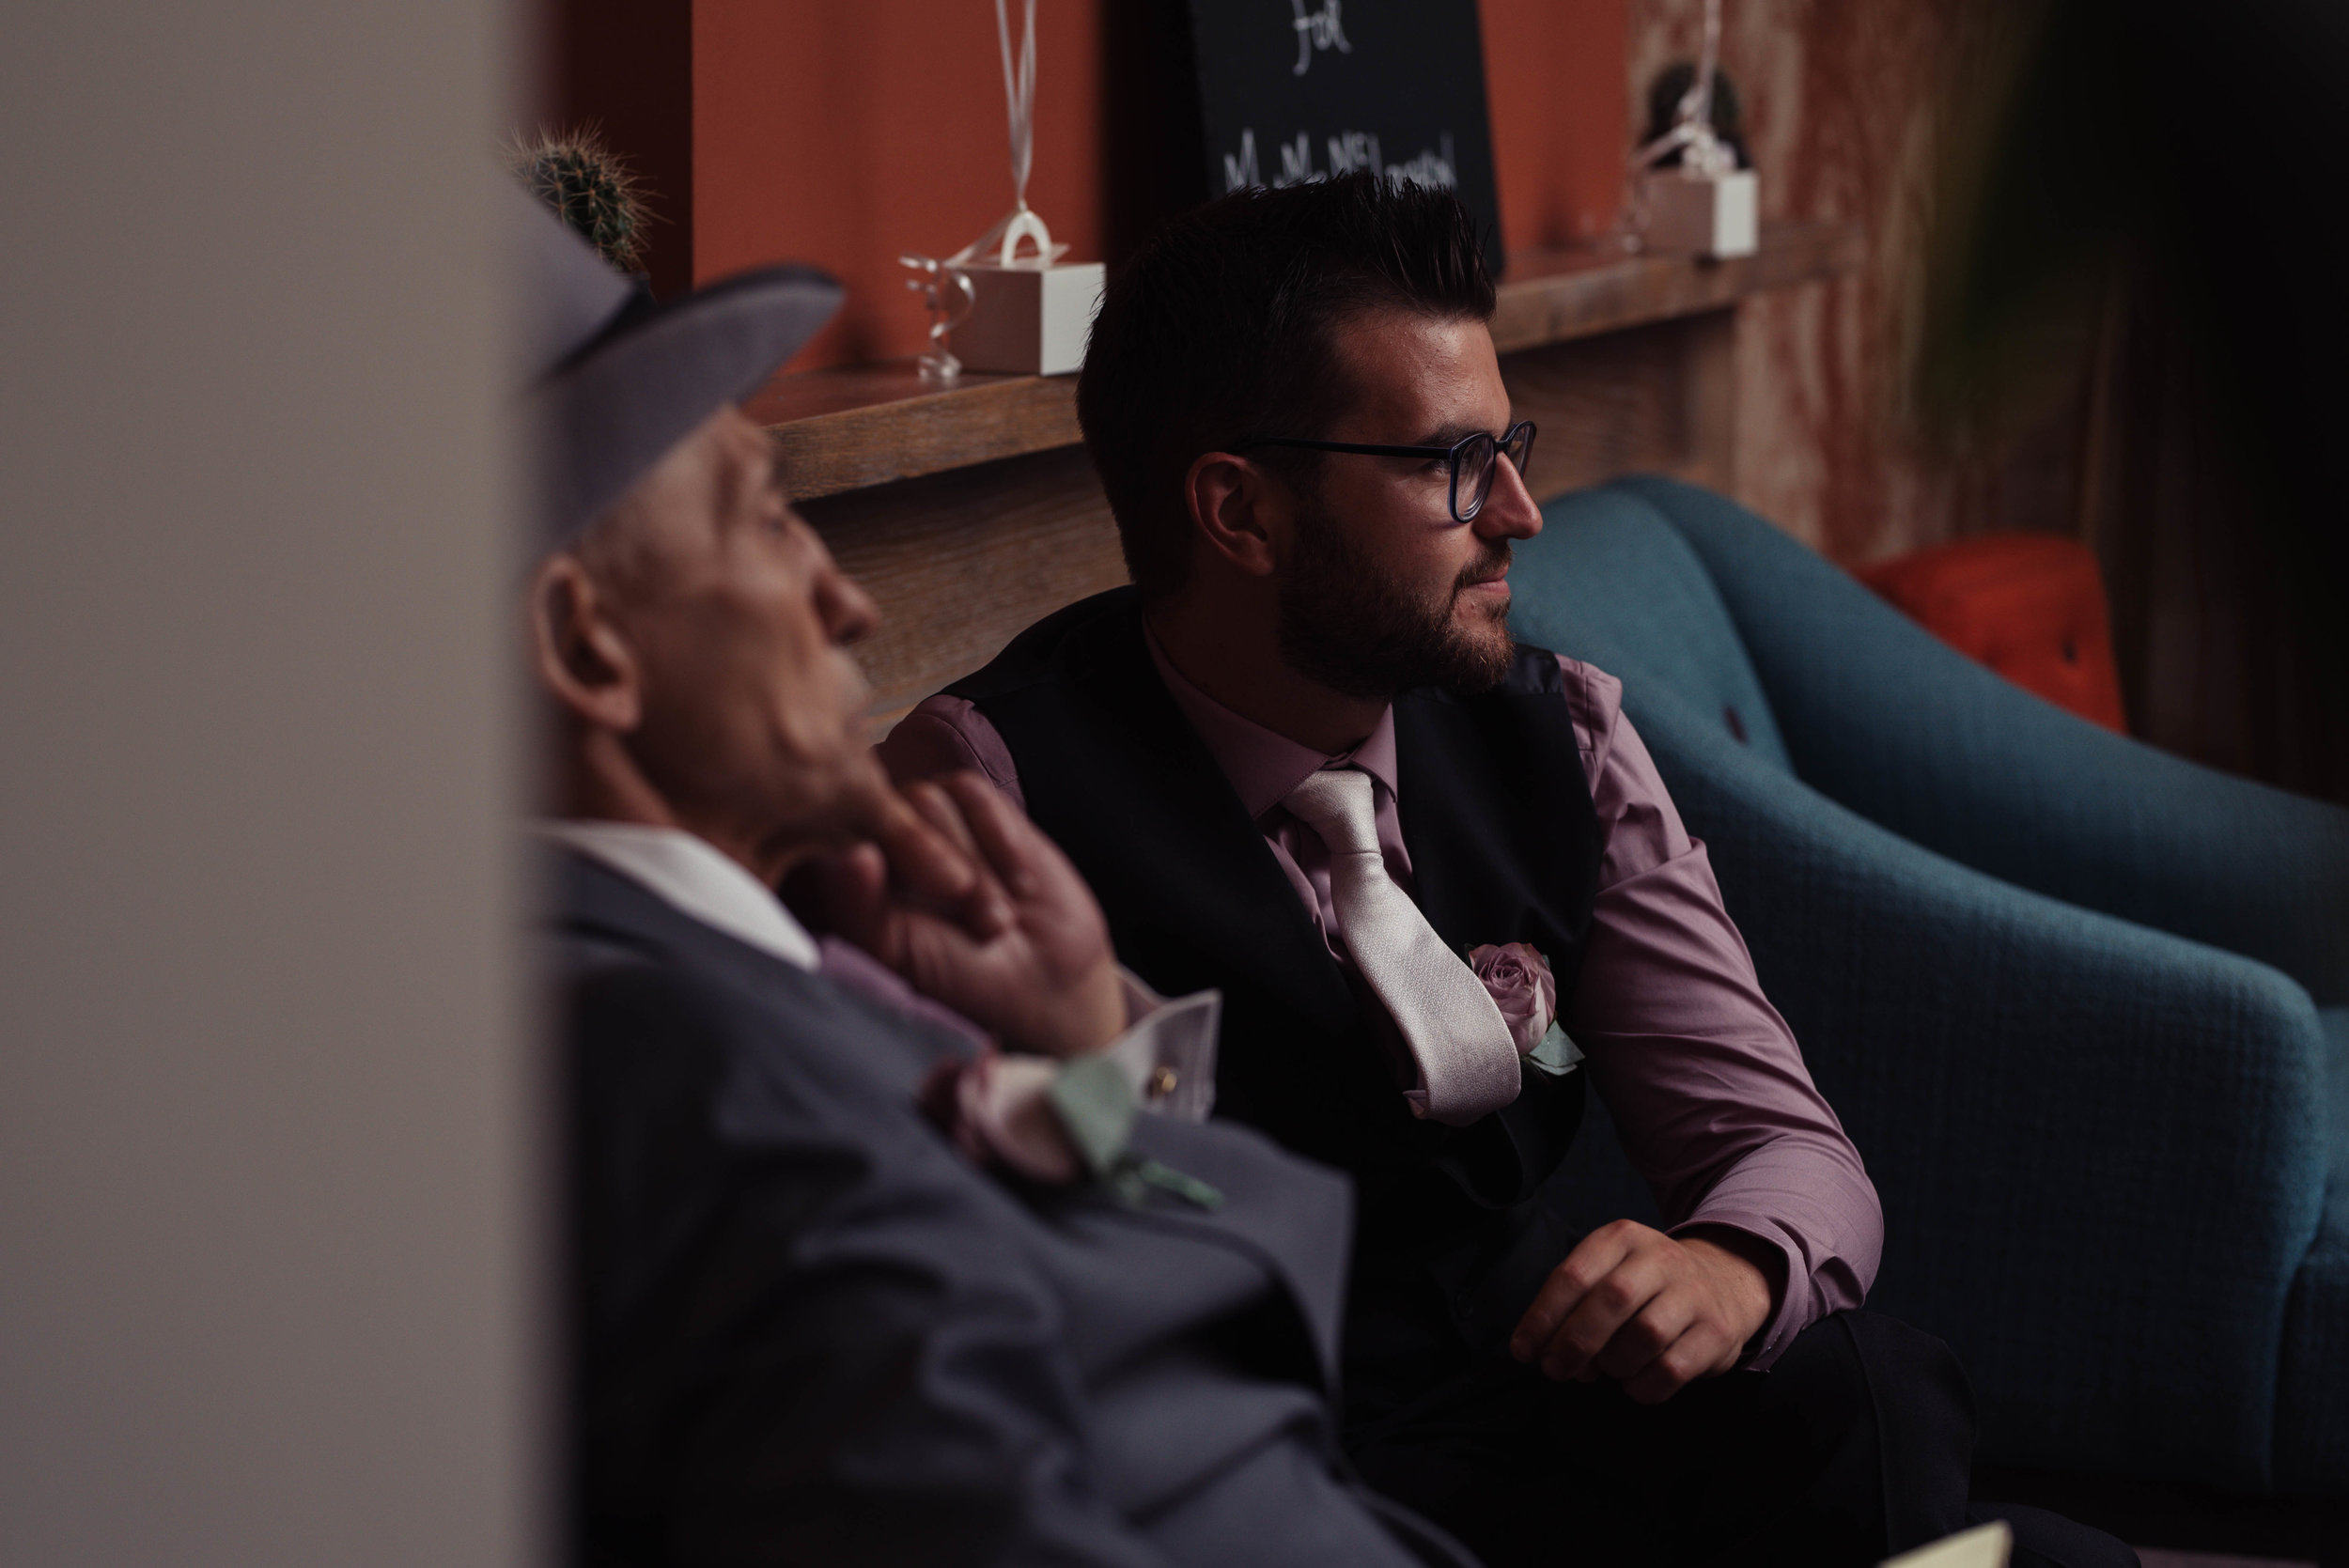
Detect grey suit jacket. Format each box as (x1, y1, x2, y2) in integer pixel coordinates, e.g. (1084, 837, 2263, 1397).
(550, 849, 1473, 1568)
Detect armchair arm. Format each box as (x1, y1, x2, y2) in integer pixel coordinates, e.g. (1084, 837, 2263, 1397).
(1613, 474, 2349, 1007)
(1627, 677, 2332, 1489)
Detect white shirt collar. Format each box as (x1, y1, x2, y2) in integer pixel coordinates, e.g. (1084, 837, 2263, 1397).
(538, 819, 819, 971)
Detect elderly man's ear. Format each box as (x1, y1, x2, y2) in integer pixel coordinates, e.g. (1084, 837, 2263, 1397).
(531, 554, 644, 733)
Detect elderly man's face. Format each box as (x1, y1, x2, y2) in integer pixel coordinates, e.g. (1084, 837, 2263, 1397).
(577, 404, 886, 864)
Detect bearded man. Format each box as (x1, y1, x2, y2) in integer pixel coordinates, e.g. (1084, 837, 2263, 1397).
(883, 175, 2132, 1568)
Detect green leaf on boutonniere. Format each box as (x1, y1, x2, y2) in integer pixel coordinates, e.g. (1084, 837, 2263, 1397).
(1112, 1157, 1224, 1211)
(1052, 1055, 1223, 1211)
(1525, 1020, 1585, 1078)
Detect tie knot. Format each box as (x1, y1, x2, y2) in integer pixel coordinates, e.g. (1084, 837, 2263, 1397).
(1283, 766, 1381, 857)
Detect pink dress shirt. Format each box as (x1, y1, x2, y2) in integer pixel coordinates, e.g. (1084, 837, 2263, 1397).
(880, 643, 1881, 1366)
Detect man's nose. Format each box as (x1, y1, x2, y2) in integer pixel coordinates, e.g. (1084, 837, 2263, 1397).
(1476, 447, 1544, 541)
(792, 508, 881, 645)
(826, 568, 881, 646)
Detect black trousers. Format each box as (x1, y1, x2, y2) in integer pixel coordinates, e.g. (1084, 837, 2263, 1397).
(1348, 1310, 2136, 1568)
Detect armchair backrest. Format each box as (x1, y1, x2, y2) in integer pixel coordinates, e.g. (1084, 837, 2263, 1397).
(1610, 474, 2349, 1008)
(1508, 486, 1792, 774)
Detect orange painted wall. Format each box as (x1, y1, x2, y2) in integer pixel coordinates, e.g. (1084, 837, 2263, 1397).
(1481, 0, 1628, 253)
(693, 0, 1626, 373)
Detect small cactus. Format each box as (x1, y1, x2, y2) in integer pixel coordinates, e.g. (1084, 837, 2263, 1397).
(510, 127, 653, 274)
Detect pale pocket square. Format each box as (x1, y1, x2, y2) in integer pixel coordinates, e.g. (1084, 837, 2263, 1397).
(1525, 1020, 1585, 1078)
(1879, 1521, 2010, 1568)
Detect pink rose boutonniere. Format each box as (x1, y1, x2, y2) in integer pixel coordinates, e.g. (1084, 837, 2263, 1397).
(1469, 941, 1584, 1076)
(1469, 941, 1556, 1053)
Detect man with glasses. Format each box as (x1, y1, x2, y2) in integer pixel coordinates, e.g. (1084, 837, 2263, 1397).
(885, 176, 2131, 1568)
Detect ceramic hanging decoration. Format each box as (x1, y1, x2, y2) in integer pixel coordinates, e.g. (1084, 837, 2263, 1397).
(899, 0, 1104, 378)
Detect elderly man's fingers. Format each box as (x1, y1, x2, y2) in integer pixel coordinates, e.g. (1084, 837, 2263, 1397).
(938, 772, 1042, 898)
(869, 784, 1007, 937)
(902, 779, 982, 862)
(799, 843, 892, 951)
(863, 782, 969, 887)
(915, 795, 1013, 937)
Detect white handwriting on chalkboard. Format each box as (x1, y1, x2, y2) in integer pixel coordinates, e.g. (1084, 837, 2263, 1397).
(1384, 132, 1458, 190)
(1221, 128, 1458, 193)
(1224, 129, 1261, 189)
(1325, 130, 1379, 175)
(1290, 0, 1352, 77)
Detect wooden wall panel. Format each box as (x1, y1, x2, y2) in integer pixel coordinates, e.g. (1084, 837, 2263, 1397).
(800, 444, 1127, 722)
(1501, 312, 1734, 500)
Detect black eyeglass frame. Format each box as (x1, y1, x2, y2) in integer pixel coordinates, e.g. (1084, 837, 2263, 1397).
(1234, 419, 1537, 525)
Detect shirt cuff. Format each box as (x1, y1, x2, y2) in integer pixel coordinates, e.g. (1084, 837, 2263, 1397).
(1103, 968, 1220, 1122)
(1668, 1214, 1803, 1370)
(950, 975, 1222, 1183)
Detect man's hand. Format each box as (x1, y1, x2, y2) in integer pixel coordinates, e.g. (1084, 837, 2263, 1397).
(1508, 1219, 1777, 1405)
(802, 771, 1126, 1059)
(849, 769, 1011, 939)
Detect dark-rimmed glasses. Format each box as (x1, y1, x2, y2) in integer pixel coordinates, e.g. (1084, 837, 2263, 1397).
(1236, 420, 1536, 526)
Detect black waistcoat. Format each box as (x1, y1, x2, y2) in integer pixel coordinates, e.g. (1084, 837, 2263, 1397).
(948, 588, 1602, 1405)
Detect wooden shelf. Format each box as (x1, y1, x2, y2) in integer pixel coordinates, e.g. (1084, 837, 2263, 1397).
(756, 219, 1863, 501)
(745, 365, 1082, 503)
(1486, 219, 1863, 353)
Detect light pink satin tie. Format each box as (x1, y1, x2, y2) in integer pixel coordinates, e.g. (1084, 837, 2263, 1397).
(1284, 767, 1522, 1126)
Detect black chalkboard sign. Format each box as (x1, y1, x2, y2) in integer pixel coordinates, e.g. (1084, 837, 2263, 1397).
(1183, 0, 1506, 276)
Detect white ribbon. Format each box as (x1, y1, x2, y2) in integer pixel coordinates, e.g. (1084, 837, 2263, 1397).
(948, 0, 1068, 269)
(898, 0, 1068, 380)
(1636, 0, 1736, 179)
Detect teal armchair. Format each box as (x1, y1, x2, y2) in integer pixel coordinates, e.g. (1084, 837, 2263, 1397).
(1507, 476, 2349, 1496)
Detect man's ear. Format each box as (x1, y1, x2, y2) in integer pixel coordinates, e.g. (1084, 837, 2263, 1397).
(1183, 451, 1286, 578)
(529, 554, 644, 734)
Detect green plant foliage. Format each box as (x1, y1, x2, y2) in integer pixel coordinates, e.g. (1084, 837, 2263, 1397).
(510, 128, 651, 274)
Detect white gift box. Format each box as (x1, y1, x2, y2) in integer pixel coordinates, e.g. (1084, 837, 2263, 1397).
(1643, 167, 1758, 259)
(951, 260, 1106, 377)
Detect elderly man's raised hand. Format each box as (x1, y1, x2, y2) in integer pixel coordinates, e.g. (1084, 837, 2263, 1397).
(855, 778, 1014, 939)
(807, 771, 1127, 1060)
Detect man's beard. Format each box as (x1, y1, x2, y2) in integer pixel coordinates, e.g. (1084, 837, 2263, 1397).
(1276, 495, 1516, 703)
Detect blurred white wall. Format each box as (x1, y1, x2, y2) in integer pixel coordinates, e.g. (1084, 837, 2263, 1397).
(0, 5, 539, 1566)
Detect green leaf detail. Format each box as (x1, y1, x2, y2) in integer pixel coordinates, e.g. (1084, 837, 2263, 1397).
(1050, 1056, 1224, 1211)
(1130, 1158, 1224, 1210)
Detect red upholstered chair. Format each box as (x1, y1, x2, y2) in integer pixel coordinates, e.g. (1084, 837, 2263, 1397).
(1853, 534, 2126, 732)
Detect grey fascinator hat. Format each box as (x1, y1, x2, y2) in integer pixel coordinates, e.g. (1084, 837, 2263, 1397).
(514, 186, 842, 545)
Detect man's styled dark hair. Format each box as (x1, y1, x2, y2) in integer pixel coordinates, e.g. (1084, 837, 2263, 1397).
(1076, 173, 1497, 601)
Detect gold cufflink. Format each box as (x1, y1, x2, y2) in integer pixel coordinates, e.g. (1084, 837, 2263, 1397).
(1149, 1065, 1179, 1098)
